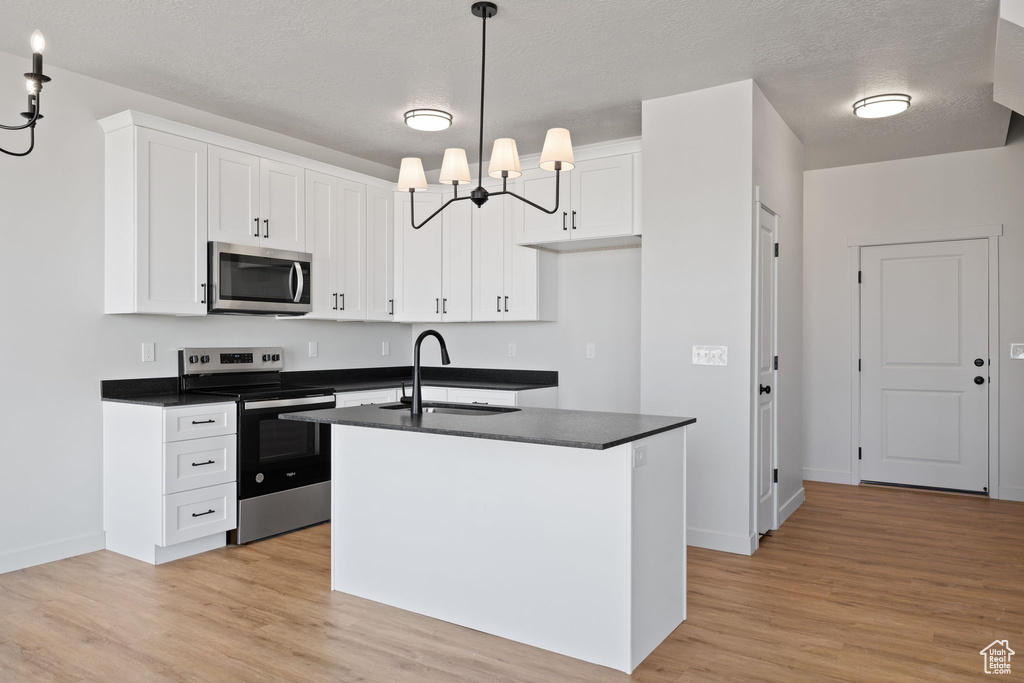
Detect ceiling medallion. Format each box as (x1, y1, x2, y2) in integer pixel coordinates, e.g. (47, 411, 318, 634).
(398, 2, 574, 229)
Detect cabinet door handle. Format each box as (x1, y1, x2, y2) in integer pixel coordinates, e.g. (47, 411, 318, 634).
(191, 460, 216, 467)
(340, 293, 345, 311)
(263, 218, 269, 238)
(191, 419, 216, 425)
(496, 295, 501, 313)
(253, 217, 260, 237)
(443, 298, 447, 314)
(333, 293, 338, 310)
(563, 211, 567, 230)
(471, 401, 489, 405)
(191, 509, 216, 518)
(388, 299, 394, 315)
(504, 296, 508, 312)
(436, 298, 440, 314)
(200, 283, 206, 305)
(572, 210, 577, 230)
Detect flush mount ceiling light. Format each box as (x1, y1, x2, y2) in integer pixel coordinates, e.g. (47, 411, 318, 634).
(853, 93, 911, 119)
(404, 109, 454, 132)
(2, 30, 51, 157)
(399, 2, 574, 230)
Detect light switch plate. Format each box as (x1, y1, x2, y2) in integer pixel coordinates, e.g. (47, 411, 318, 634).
(693, 345, 728, 366)
(308, 342, 318, 358)
(1012, 343, 1024, 359)
(382, 341, 390, 356)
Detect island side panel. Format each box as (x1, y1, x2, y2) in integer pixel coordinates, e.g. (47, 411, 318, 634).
(331, 425, 633, 672)
(629, 426, 687, 670)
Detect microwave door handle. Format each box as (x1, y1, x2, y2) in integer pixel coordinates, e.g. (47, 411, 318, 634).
(293, 262, 305, 303)
(287, 262, 296, 301)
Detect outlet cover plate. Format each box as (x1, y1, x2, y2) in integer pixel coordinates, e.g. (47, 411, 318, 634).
(1012, 343, 1024, 359)
(693, 345, 727, 366)
(632, 445, 648, 468)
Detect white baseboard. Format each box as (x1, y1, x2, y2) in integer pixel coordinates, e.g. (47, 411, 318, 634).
(0, 531, 106, 575)
(803, 467, 854, 485)
(688, 527, 757, 556)
(998, 487, 1024, 503)
(778, 487, 805, 525)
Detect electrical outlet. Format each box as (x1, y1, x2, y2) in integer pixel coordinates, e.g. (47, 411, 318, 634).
(632, 445, 648, 468)
(141, 342, 155, 363)
(308, 342, 318, 358)
(693, 345, 728, 366)
(382, 341, 390, 357)
(1012, 343, 1024, 360)
(586, 342, 596, 359)
(508, 343, 517, 358)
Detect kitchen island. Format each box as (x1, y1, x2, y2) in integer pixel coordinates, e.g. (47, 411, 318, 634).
(283, 403, 694, 673)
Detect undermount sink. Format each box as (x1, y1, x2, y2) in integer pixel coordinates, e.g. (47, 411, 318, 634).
(380, 403, 520, 417)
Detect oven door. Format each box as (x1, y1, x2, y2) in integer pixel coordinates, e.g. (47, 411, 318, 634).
(237, 395, 334, 499)
(209, 241, 312, 315)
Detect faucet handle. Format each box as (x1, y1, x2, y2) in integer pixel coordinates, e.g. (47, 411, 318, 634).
(399, 381, 412, 404)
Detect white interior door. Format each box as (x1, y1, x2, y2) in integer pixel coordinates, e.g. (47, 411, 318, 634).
(860, 239, 989, 492)
(755, 206, 777, 535)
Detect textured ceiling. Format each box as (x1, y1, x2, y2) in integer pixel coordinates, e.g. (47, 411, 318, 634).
(0, 0, 1011, 170)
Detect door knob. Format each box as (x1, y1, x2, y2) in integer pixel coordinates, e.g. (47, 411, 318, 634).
(760, 384, 771, 395)
(974, 376, 985, 385)
(974, 358, 985, 367)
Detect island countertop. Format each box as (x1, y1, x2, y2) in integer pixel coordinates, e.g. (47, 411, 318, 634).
(281, 403, 695, 450)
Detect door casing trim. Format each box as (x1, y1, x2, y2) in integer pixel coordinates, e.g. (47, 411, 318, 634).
(848, 225, 1001, 497)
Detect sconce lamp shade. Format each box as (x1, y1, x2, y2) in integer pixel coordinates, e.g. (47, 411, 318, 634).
(488, 138, 522, 178)
(439, 148, 471, 185)
(539, 128, 574, 171)
(398, 157, 428, 191)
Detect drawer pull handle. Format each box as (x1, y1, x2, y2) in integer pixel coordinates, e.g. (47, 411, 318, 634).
(471, 401, 489, 405)
(191, 419, 216, 425)
(191, 460, 216, 467)
(192, 509, 216, 518)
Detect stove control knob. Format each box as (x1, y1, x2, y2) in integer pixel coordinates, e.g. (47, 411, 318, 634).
(272, 354, 281, 361)
(262, 354, 271, 362)
(188, 355, 199, 364)
(200, 355, 210, 363)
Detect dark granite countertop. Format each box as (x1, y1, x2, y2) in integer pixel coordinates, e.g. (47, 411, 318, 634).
(101, 367, 558, 407)
(282, 403, 695, 451)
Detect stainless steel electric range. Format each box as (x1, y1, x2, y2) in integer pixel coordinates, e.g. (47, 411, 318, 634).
(178, 347, 335, 544)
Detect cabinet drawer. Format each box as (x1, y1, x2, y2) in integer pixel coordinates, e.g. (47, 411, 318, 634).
(163, 403, 236, 442)
(162, 483, 236, 547)
(163, 435, 236, 494)
(335, 389, 399, 407)
(445, 388, 517, 406)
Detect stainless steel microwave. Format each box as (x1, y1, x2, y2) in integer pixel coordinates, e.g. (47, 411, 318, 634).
(208, 242, 312, 315)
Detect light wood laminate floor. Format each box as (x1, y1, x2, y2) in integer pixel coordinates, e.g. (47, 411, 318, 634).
(1, 481, 1022, 681)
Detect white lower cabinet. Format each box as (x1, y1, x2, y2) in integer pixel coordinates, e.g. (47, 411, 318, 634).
(335, 388, 399, 407)
(104, 401, 238, 565)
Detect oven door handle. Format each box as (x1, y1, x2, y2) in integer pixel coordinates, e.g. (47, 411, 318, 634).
(243, 396, 335, 411)
(291, 262, 304, 303)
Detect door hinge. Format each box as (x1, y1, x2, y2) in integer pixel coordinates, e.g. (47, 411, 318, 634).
(858, 358, 862, 372)
(858, 270, 862, 284)
(773, 355, 778, 371)
(774, 243, 779, 257)
(858, 447, 862, 460)
(773, 468, 778, 483)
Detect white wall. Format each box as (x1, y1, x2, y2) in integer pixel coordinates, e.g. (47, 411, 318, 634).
(803, 133, 1024, 500)
(412, 247, 642, 414)
(752, 85, 806, 523)
(640, 82, 758, 554)
(0, 52, 412, 573)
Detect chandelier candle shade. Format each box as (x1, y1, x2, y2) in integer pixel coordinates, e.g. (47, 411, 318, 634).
(2, 29, 50, 157)
(402, 2, 574, 229)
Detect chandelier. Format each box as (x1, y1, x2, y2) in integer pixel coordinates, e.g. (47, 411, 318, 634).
(2, 30, 50, 158)
(398, 2, 574, 230)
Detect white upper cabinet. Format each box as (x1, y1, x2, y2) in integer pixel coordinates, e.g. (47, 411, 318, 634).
(305, 170, 366, 321)
(208, 146, 260, 246)
(208, 146, 306, 252)
(365, 186, 395, 321)
(515, 153, 638, 250)
(394, 191, 473, 323)
(473, 184, 557, 322)
(104, 126, 209, 315)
